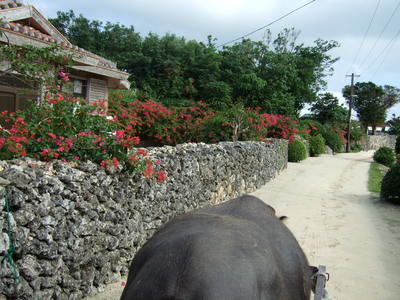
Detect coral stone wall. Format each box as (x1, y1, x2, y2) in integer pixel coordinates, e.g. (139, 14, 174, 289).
(0, 140, 287, 300)
(361, 135, 396, 151)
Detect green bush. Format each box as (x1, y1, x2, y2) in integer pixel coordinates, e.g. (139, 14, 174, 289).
(309, 134, 326, 157)
(381, 163, 400, 203)
(297, 119, 326, 139)
(201, 81, 233, 110)
(288, 139, 307, 162)
(159, 98, 193, 107)
(373, 147, 396, 167)
(395, 135, 400, 154)
(350, 143, 363, 152)
(349, 121, 365, 151)
(322, 130, 344, 153)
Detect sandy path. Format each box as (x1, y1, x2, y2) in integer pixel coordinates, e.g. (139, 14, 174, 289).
(87, 151, 400, 300)
(251, 151, 400, 300)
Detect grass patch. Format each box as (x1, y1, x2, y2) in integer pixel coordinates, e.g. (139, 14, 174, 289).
(368, 162, 388, 193)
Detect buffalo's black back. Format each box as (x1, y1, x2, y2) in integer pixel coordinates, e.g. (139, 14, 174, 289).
(120, 195, 312, 300)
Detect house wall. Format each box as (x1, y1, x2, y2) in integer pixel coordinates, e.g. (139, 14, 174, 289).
(0, 86, 36, 110)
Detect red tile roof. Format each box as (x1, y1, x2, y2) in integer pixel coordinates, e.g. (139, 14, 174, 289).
(0, 1, 120, 71)
(0, 0, 23, 9)
(1, 21, 118, 70)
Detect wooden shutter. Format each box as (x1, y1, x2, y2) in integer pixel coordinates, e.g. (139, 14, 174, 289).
(0, 92, 16, 112)
(88, 78, 107, 103)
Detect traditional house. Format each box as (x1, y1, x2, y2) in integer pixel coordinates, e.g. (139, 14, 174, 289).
(0, 0, 130, 113)
(367, 123, 392, 135)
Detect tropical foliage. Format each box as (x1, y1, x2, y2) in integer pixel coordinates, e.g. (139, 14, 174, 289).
(49, 12, 339, 116)
(343, 82, 400, 134)
(0, 43, 166, 182)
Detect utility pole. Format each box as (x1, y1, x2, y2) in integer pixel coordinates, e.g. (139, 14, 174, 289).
(345, 73, 360, 153)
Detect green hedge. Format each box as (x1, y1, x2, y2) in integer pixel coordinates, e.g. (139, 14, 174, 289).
(309, 134, 326, 157)
(322, 130, 344, 153)
(288, 139, 307, 162)
(373, 147, 395, 167)
(395, 135, 400, 154)
(381, 163, 400, 203)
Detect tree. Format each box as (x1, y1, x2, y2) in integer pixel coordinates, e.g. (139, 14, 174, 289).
(343, 82, 400, 134)
(49, 10, 142, 71)
(310, 92, 348, 124)
(49, 12, 340, 115)
(388, 114, 400, 135)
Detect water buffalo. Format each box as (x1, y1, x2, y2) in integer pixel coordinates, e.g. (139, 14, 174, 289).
(120, 195, 314, 300)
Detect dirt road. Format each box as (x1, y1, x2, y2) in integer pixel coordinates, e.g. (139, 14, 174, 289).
(87, 151, 400, 300)
(252, 151, 400, 300)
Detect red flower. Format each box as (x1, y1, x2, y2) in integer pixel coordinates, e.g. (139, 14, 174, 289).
(156, 170, 167, 183)
(48, 133, 56, 139)
(113, 157, 119, 168)
(41, 148, 51, 156)
(114, 130, 125, 139)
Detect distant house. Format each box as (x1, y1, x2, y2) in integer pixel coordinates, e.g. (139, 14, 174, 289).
(0, 0, 130, 113)
(367, 123, 392, 135)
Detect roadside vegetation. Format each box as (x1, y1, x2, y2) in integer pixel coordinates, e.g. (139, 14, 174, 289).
(368, 162, 387, 193)
(371, 144, 400, 203)
(3, 10, 400, 175)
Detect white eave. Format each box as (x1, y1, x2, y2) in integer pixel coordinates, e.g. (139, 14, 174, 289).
(72, 65, 129, 81)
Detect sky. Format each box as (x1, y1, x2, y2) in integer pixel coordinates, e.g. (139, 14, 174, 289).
(27, 0, 400, 119)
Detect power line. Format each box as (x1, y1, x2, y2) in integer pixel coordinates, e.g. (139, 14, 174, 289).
(370, 28, 400, 79)
(217, 0, 318, 48)
(365, 27, 400, 73)
(348, 0, 381, 71)
(359, 0, 400, 69)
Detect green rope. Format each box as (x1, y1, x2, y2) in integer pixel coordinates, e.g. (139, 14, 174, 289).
(1, 195, 20, 283)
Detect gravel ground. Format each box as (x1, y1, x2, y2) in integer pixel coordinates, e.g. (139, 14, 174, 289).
(252, 151, 400, 300)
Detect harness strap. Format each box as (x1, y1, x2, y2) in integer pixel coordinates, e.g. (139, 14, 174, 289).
(312, 265, 329, 300)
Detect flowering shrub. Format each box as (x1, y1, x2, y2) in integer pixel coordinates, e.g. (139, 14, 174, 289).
(109, 93, 302, 146)
(322, 129, 344, 153)
(0, 43, 167, 182)
(262, 114, 299, 143)
(0, 94, 166, 182)
(298, 120, 325, 139)
(0, 43, 74, 97)
(109, 91, 214, 145)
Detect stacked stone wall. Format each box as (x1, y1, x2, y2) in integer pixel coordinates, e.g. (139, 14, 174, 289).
(0, 140, 288, 299)
(361, 135, 396, 151)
